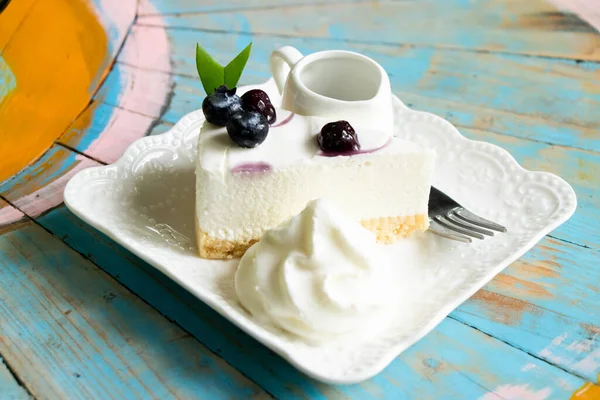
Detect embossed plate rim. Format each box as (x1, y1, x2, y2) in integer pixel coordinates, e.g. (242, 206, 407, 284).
(64, 79, 577, 384)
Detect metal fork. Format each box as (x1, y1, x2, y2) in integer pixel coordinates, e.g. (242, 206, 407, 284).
(428, 186, 507, 243)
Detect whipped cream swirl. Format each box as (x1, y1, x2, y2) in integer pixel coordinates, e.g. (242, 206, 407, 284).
(235, 199, 395, 343)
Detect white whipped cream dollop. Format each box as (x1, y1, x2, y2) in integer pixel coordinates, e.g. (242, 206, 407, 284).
(235, 199, 395, 344)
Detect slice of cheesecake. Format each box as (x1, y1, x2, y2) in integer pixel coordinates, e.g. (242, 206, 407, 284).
(195, 108, 434, 259)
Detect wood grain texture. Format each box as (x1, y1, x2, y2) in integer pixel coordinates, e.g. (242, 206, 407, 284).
(32, 205, 586, 399)
(58, 101, 155, 165)
(0, 219, 269, 399)
(0, 198, 25, 233)
(57, 7, 173, 166)
(137, 0, 377, 15)
(138, 0, 600, 61)
(0, 145, 99, 218)
(95, 64, 172, 119)
(0, 357, 30, 400)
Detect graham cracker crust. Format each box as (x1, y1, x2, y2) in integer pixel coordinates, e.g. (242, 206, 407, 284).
(361, 213, 429, 244)
(195, 217, 259, 259)
(196, 213, 429, 260)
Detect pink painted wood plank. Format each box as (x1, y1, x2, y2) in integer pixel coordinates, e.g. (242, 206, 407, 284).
(87, 0, 137, 93)
(94, 63, 172, 119)
(0, 145, 99, 218)
(0, 198, 26, 232)
(118, 6, 171, 73)
(59, 2, 174, 166)
(550, 0, 600, 33)
(59, 102, 156, 164)
(137, 0, 600, 61)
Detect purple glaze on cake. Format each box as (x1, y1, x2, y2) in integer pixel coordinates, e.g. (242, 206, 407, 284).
(317, 137, 392, 157)
(231, 162, 273, 175)
(272, 112, 295, 128)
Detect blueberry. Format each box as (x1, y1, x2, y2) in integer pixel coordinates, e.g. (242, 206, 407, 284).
(202, 85, 242, 126)
(226, 111, 269, 148)
(317, 120, 360, 153)
(241, 89, 277, 124)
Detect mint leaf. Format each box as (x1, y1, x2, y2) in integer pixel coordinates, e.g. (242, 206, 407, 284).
(195, 42, 252, 95)
(196, 43, 224, 95)
(224, 42, 252, 89)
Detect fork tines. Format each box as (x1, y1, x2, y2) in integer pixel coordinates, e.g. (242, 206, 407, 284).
(428, 187, 507, 243)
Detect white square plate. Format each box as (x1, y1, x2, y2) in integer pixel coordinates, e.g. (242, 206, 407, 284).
(64, 79, 576, 384)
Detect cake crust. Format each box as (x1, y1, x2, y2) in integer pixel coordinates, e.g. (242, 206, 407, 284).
(196, 213, 429, 260)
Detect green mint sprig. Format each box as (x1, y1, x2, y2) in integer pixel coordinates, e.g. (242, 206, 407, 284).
(196, 42, 252, 95)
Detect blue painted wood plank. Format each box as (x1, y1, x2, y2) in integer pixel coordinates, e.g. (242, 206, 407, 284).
(0, 357, 30, 400)
(451, 240, 600, 381)
(138, 0, 600, 61)
(138, 0, 363, 15)
(457, 127, 599, 250)
(34, 205, 586, 399)
(0, 219, 269, 399)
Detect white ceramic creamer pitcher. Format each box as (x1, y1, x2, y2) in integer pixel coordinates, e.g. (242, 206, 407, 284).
(270, 46, 394, 136)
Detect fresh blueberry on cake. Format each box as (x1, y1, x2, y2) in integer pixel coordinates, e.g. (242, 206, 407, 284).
(226, 110, 269, 148)
(202, 85, 242, 126)
(241, 89, 277, 124)
(318, 120, 360, 153)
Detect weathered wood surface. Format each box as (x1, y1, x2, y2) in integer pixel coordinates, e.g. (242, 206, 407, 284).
(136, 0, 374, 15)
(0, 356, 30, 400)
(0, 206, 269, 399)
(139, 0, 600, 61)
(0, 198, 25, 234)
(0, 0, 599, 398)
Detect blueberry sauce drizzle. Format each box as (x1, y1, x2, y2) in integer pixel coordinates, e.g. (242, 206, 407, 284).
(231, 162, 273, 175)
(271, 112, 295, 128)
(317, 137, 392, 157)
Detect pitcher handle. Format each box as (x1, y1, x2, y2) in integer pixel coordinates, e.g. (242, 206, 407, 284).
(270, 46, 303, 94)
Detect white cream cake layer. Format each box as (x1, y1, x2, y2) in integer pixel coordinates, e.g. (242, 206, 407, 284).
(196, 109, 435, 242)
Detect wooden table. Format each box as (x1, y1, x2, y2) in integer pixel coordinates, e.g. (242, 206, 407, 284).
(1, 0, 599, 398)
